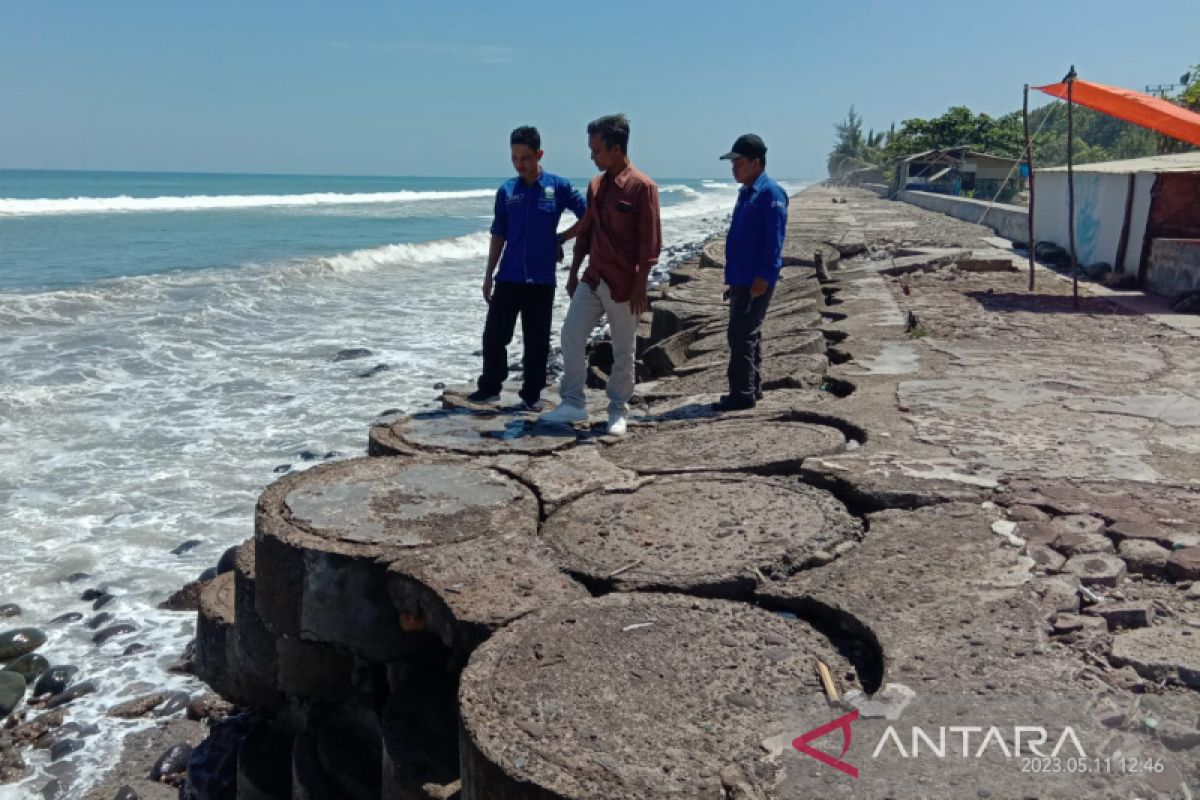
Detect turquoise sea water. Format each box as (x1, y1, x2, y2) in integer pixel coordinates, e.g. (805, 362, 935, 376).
(0, 168, 803, 796)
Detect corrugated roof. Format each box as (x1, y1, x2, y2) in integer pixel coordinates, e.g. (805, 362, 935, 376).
(1040, 151, 1200, 174)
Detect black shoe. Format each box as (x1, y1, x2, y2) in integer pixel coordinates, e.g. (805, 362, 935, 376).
(755, 389, 764, 401)
(712, 394, 756, 412)
(466, 389, 501, 403)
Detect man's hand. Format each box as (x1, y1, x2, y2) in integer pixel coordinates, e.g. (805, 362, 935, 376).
(629, 289, 648, 316)
(482, 273, 494, 303)
(566, 272, 579, 298)
(750, 277, 769, 298)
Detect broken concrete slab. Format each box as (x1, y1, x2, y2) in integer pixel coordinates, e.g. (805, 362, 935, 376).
(540, 473, 861, 596)
(1063, 553, 1127, 588)
(1167, 547, 1200, 581)
(1118, 539, 1171, 577)
(1083, 601, 1155, 630)
(1110, 625, 1200, 688)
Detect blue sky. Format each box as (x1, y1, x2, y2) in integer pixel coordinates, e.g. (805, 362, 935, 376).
(2, 1, 1196, 179)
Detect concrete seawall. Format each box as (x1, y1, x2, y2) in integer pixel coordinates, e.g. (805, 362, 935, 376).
(79, 185, 1200, 799)
(897, 189, 1029, 242)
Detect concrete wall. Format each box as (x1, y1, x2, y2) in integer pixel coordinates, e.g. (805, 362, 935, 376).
(896, 190, 1029, 242)
(1033, 170, 1154, 272)
(1145, 238, 1200, 297)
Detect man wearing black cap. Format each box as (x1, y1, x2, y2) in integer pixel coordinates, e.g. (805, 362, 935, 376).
(713, 133, 789, 411)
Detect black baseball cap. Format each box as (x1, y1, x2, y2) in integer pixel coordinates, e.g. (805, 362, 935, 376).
(719, 133, 767, 161)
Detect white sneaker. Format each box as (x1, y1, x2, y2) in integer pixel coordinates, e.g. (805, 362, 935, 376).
(606, 412, 628, 437)
(538, 403, 588, 425)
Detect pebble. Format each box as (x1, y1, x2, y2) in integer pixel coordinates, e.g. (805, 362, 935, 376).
(49, 738, 83, 761)
(93, 624, 137, 645)
(62, 573, 90, 584)
(85, 613, 114, 630)
(122, 643, 150, 656)
(0, 672, 26, 717)
(0, 604, 20, 618)
(170, 540, 202, 556)
(154, 691, 190, 718)
(79, 588, 105, 602)
(107, 692, 167, 719)
(34, 667, 78, 698)
(3, 653, 49, 684)
(92, 593, 116, 611)
(272, 464, 291, 473)
(113, 786, 139, 800)
(0, 628, 47, 660)
(48, 613, 83, 625)
(46, 682, 97, 709)
(148, 742, 192, 783)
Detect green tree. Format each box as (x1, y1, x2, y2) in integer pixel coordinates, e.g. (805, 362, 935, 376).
(827, 106, 871, 178)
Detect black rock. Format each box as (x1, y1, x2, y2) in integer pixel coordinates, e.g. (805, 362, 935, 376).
(170, 540, 202, 556)
(0, 628, 47, 660)
(85, 613, 113, 630)
(122, 643, 150, 656)
(154, 691, 190, 718)
(216, 546, 239, 575)
(356, 363, 390, 378)
(93, 624, 136, 645)
(3, 653, 49, 684)
(322, 451, 343, 460)
(272, 463, 291, 474)
(49, 612, 83, 625)
(79, 588, 104, 602)
(148, 742, 193, 782)
(34, 666, 78, 697)
(197, 567, 218, 583)
(378, 407, 402, 417)
(0, 671, 25, 717)
(113, 786, 139, 800)
(41, 779, 65, 800)
(49, 738, 83, 761)
(297, 449, 320, 461)
(433, 381, 446, 390)
(62, 573, 90, 584)
(184, 714, 250, 799)
(0, 604, 20, 618)
(332, 347, 372, 362)
(91, 593, 115, 611)
(46, 681, 96, 709)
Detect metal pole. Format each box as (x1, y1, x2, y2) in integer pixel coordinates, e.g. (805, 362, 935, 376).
(1066, 68, 1079, 308)
(1023, 84, 1036, 291)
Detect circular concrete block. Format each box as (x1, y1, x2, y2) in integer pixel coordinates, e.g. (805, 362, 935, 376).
(370, 409, 579, 458)
(602, 419, 845, 476)
(458, 593, 850, 800)
(686, 326, 825, 361)
(195, 571, 277, 707)
(388, 534, 590, 663)
(1063, 553, 1127, 587)
(255, 457, 538, 661)
(541, 474, 861, 596)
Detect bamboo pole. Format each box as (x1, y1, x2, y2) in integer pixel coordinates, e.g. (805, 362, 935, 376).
(1066, 66, 1079, 308)
(1023, 84, 1036, 291)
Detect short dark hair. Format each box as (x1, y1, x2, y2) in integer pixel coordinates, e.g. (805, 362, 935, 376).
(510, 126, 541, 152)
(587, 114, 630, 154)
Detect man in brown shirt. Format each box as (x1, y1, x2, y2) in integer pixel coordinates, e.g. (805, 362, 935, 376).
(539, 114, 662, 436)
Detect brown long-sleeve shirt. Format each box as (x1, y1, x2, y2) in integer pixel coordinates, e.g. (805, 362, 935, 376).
(576, 164, 662, 303)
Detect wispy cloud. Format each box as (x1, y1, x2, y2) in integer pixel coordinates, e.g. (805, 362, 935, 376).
(326, 40, 517, 65)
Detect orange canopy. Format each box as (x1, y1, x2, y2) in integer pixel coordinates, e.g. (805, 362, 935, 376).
(1035, 78, 1200, 147)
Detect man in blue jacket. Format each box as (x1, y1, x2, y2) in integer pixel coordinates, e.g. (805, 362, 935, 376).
(468, 126, 586, 409)
(714, 134, 789, 412)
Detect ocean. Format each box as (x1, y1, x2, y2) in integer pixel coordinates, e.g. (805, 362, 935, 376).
(0, 168, 802, 795)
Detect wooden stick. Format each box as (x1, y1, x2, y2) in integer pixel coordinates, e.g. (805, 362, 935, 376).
(1066, 68, 1079, 308)
(607, 560, 642, 579)
(816, 659, 840, 702)
(1023, 83, 1037, 291)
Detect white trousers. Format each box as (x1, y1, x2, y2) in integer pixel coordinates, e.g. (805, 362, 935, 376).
(557, 280, 637, 415)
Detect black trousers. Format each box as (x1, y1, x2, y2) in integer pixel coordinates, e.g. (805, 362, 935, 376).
(726, 284, 775, 403)
(477, 281, 555, 403)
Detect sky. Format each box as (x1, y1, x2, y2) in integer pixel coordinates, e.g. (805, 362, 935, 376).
(2, 0, 1196, 180)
